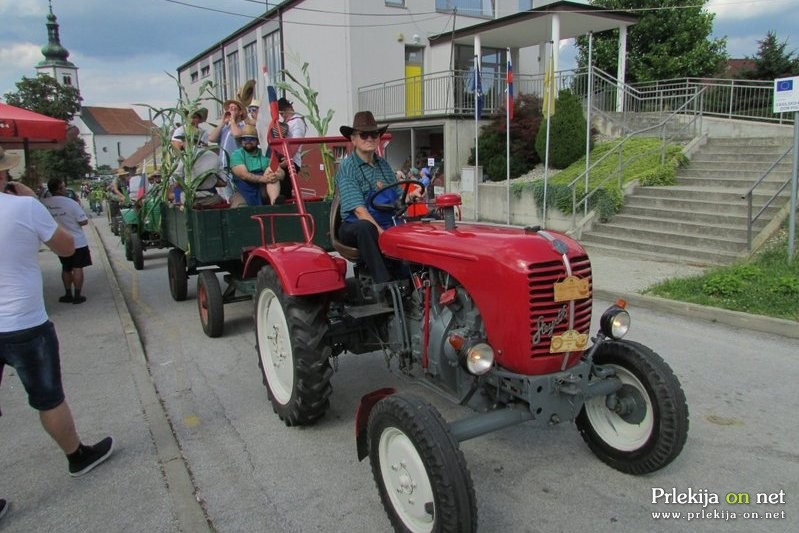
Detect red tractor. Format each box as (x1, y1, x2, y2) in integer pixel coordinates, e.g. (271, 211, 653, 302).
(243, 153, 688, 532)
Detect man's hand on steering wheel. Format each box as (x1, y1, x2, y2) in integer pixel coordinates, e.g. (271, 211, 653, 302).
(368, 179, 426, 217)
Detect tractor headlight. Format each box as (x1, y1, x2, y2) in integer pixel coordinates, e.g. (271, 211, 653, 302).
(600, 304, 630, 339)
(464, 343, 495, 375)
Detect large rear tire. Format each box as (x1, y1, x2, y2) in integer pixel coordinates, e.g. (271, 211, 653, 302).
(131, 232, 144, 271)
(368, 394, 477, 533)
(576, 340, 689, 474)
(197, 271, 224, 338)
(254, 266, 332, 426)
(167, 248, 188, 301)
(124, 228, 133, 261)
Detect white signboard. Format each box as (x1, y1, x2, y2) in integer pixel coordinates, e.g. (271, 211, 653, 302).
(774, 76, 799, 113)
(427, 157, 435, 168)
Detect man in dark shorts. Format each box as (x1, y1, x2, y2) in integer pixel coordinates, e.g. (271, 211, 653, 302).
(42, 178, 92, 304)
(0, 147, 113, 522)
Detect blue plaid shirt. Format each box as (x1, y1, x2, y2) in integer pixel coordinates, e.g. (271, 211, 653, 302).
(336, 152, 398, 228)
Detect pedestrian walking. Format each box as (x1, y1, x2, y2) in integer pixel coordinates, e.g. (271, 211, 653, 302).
(0, 147, 114, 524)
(41, 178, 92, 304)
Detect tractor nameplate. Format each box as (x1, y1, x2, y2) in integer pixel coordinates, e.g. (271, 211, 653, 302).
(553, 276, 589, 302)
(550, 329, 588, 353)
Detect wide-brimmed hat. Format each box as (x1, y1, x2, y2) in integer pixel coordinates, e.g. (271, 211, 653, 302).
(0, 146, 21, 172)
(191, 107, 208, 122)
(116, 168, 130, 176)
(339, 111, 388, 139)
(248, 99, 260, 109)
(237, 124, 259, 140)
(222, 99, 245, 115)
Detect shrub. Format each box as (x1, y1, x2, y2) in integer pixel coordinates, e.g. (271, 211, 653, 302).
(535, 89, 589, 169)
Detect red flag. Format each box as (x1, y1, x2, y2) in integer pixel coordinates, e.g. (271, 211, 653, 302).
(507, 56, 514, 122)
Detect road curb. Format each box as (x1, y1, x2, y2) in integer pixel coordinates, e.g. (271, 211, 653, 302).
(89, 222, 212, 532)
(595, 288, 799, 340)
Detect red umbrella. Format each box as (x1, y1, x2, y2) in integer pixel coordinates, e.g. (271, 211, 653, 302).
(0, 102, 72, 172)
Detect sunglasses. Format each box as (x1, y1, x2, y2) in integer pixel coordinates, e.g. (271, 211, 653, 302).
(240, 136, 258, 142)
(357, 131, 380, 140)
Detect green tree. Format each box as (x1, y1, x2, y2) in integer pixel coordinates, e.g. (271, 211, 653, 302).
(575, 0, 728, 83)
(3, 74, 90, 183)
(744, 31, 799, 80)
(535, 89, 589, 169)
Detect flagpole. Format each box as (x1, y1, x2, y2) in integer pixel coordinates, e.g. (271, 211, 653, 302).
(542, 42, 554, 227)
(474, 54, 480, 221)
(584, 32, 593, 218)
(506, 48, 511, 225)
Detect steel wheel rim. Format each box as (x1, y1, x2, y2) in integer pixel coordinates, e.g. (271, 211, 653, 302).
(378, 427, 435, 533)
(584, 364, 654, 451)
(256, 288, 293, 404)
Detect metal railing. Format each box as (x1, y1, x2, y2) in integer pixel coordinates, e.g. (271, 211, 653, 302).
(741, 145, 794, 250)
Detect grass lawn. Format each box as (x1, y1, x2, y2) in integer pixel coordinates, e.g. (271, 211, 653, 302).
(645, 227, 799, 322)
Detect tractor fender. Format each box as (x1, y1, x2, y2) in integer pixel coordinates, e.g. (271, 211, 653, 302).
(121, 207, 139, 226)
(243, 243, 347, 296)
(356, 387, 397, 461)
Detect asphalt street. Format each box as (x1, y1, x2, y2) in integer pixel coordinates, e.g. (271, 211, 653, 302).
(1, 204, 796, 533)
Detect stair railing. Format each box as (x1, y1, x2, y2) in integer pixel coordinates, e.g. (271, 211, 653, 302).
(741, 145, 794, 250)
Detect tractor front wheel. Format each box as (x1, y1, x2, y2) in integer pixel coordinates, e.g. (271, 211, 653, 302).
(368, 393, 477, 533)
(131, 232, 144, 271)
(167, 248, 188, 301)
(254, 266, 332, 426)
(576, 340, 689, 475)
(197, 271, 224, 338)
(124, 229, 133, 261)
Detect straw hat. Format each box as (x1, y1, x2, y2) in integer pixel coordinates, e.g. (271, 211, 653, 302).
(0, 146, 21, 172)
(237, 124, 259, 140)
(191, 107, 208, 122)
(339, 111, 388, 139)
(222, 99, 245, 115)
(116, 168, 130, 176)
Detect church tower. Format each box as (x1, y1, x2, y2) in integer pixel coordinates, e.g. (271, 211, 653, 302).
(35, 1, 79, 92)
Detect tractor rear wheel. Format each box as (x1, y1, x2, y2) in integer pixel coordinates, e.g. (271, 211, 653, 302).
(124, 229, 133, 261)
(254, 265, 332, 426)
(368, 393, 477, 533)
(576, 340, 689, 475)
(131, 232, 144, 271)
(167, 248, 188, 301)
(197, 271, 224, 338)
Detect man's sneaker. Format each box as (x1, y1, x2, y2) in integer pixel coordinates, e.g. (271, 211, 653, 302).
(68, 436, 114, 477)
(0, 498, 9, 521)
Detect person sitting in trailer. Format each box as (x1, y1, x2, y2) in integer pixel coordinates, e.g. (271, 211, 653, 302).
(229, 124, 284, 207)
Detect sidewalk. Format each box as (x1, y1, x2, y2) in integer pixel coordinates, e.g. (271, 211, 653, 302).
(0, 220, 203, 532)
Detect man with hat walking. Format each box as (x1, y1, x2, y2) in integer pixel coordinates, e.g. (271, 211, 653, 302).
(0, 146, 114, 523)
(336, 111, 417, 285)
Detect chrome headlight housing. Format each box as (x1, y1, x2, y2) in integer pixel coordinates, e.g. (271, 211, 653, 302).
(463, 342, 495, 375)
(600, 304, 631, 339)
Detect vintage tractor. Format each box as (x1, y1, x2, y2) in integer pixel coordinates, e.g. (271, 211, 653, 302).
(121, 182, 166, 270)
(244, 178, 689, 532)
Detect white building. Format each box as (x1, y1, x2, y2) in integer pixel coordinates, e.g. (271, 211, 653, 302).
(177, 0, 636, 184)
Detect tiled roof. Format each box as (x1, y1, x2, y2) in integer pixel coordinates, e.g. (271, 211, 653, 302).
(122, 134, 162, 171)
(80, 106, 152, 135)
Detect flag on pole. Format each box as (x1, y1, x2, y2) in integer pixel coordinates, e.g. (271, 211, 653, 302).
(507, 54, 514, 122)
(542, 51, 556, 118)
(473, 57, 484, 120)
(261, 67, 284, 171)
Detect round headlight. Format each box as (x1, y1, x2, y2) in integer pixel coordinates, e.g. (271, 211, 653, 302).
(464, 343, 495, 375)
(600, 305, 631, 339)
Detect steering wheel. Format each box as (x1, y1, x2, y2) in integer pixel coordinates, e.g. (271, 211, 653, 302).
(368, 179, 426, 217)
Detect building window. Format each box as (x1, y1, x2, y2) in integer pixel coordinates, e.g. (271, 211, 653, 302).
(435, 0, 491, 17)
(213, 59, 226, 116)
(227, 50, 240, 101)
(201, 66, 210, 78)
(244, 42, 257, 81)
(385, 0, 405, 6)
(190, 71, 199, 83)
(262, 31, 282, 85)
(62, 74, 72, 86)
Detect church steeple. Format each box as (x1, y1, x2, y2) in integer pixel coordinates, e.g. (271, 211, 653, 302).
(36, 1, 79, 91)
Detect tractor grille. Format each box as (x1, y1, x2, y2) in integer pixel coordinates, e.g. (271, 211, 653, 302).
(527, 255, 592, 358)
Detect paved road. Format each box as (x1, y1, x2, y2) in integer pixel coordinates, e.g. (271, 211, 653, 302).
(94, 212, 798, 533)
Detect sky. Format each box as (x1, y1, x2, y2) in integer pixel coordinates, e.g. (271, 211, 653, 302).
(1, 0, 798, 115)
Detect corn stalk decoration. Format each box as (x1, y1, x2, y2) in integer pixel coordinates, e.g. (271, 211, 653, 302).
(274, 58, 336, 197)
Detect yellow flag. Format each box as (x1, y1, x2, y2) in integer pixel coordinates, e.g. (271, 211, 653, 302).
(543, 55, 556, 118)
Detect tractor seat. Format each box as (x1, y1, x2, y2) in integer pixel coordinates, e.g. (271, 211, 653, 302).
(329, 193, 360, 262)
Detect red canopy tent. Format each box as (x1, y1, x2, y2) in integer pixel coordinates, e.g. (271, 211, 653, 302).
(0, 103, 70, 169)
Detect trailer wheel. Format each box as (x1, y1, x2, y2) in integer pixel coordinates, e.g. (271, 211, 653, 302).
(167, 248, 188, 301)
(576, 340, 689, 475)
(131, 232, 144, 271)
(197, 271, 224, 338)
(254, 266, 332, 426)
(368, 394, 476, 533)
(124, 229, 133, 261)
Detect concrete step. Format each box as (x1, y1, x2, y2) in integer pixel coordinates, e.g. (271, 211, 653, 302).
(609, 214, 750, 240)
(687, 160, 793, 172)
(705, 137, 794, 147)
(675, 176, 788, 190)
(619, 205, 770, 230)
(579, 233, 742, 266)
(690, 152, 793, 163)
(635, 186, 785, 202)
(678, 167, 792, 179)
(624, 194, 785, 216)
(588, 223, 748, 252)
(580, 242, 729, 268)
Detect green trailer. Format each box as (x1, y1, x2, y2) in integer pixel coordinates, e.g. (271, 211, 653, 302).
(161, 198, 333, 337)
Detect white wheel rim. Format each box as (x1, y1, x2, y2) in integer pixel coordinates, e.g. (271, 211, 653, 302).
(378, 427, 435, 533)
(255, 288, 294, 404)
(584, 364, 654, 451)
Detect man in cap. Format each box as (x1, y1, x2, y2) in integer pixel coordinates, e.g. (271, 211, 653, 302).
(336, 111, 418, 285)
(171, 107, 209, 151)
(0, 146, 114, 521)
(229, 124, 284, 207)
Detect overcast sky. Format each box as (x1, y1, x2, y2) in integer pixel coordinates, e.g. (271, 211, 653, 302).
(1, 0, 797, 114)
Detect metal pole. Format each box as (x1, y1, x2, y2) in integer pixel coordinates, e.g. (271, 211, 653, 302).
(584, 33, 593, 218)
(788, 112, 798, 262)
